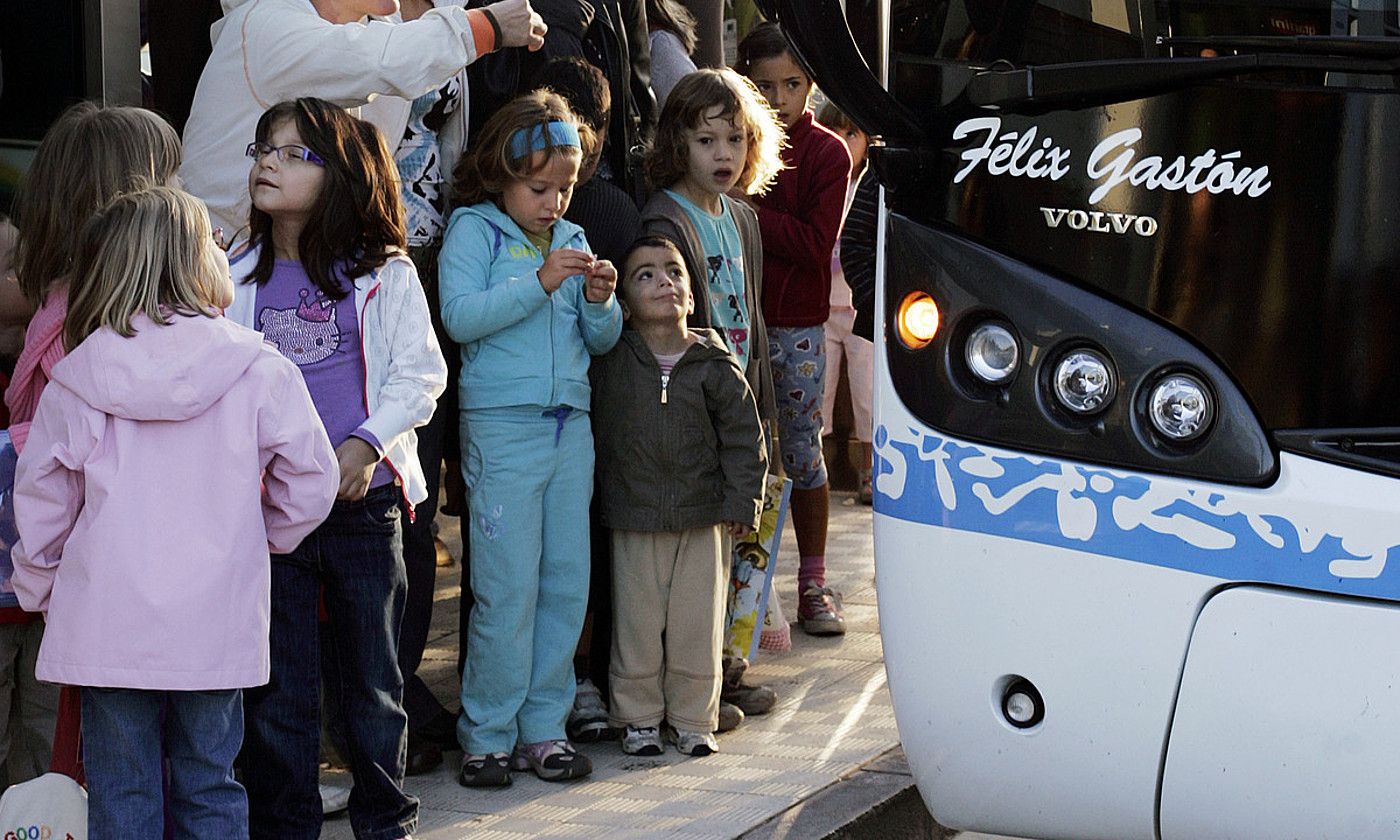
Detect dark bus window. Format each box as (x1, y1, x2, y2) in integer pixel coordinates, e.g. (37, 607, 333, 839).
(890, 0, 1400, 103)
(0, 0, 146, 213)
(891, 0, 1147, 65)
(0, 0, 87, 211)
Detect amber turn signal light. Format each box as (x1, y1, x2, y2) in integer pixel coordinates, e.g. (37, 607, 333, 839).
(896, 292, 940, 350)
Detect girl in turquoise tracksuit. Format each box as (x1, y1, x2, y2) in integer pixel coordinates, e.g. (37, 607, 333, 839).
(439, 91, 621, 786)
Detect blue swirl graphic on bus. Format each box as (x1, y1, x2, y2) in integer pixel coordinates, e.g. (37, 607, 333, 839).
(872, 424, 1400, 600)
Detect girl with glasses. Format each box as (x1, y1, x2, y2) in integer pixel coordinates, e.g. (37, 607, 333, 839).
(229, 97, 447, 840)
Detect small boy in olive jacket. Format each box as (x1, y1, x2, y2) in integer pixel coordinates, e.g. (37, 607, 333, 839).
(591, 235, 768, 758)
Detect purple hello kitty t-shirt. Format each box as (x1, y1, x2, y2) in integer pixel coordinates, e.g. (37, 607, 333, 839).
(255, 260, 392, 488)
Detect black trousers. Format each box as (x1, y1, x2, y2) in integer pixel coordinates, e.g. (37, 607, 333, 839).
(399, 244, 463, 733)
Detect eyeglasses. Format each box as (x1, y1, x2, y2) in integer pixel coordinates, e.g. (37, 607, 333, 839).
(245, 142, 326, 166)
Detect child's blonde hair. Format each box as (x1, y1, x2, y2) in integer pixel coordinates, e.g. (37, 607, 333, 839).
(451, 90, 598, 208)
(816, 100, 858, 135)
(64, 187, 226, 352)
(14, 103, 181, 306)
(645, 68, 785, 196)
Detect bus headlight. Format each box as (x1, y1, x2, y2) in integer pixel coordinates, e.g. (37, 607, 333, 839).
(1052, 350, 1114, 414)
(896, 292, 940, 350)
(965, 323, 1019, 384)
(1149, 374, 1213, 441)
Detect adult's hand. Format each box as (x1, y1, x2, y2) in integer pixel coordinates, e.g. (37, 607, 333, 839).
(486, 0, 547, 51)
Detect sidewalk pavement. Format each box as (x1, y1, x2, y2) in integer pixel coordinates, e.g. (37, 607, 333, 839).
(320, 493, 901, 839)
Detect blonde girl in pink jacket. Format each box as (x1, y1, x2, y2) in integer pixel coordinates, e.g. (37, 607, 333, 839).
(11, 186, 338, 837)
(5, 102, 185, 783)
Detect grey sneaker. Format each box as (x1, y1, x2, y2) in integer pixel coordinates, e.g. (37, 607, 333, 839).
(717, 701, 745, 733)
(799, 585, 847, 636)
(621, 725, 664, 756)
(567, 678, 611, 743)
(721, 681, 777, 716)
(665, 725, 718, 757)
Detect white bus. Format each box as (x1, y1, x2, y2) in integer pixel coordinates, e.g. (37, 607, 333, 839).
(767, 1, 1400, 837)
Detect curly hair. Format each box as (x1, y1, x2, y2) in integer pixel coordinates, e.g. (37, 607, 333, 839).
(645, 68, 786, 196)
(451, 90, 598, 209)
(246, 98, 405, 301)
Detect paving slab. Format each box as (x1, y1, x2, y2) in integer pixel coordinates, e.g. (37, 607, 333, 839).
(319, 491, 906, 839)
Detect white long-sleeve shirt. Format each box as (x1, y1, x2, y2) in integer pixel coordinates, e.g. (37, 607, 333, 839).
(182, 0, 488, 236)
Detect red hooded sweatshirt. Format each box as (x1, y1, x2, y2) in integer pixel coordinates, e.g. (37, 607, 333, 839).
(754, 111, 852, 328)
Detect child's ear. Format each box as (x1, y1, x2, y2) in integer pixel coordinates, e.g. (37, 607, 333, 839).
(685, 292, 695, 317)
(619, 299, 632, 321)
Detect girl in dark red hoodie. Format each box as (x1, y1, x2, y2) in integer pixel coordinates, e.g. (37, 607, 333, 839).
(738, 22, 852, 639)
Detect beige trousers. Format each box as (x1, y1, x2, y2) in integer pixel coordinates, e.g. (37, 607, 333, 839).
(608, 526, 729, 732)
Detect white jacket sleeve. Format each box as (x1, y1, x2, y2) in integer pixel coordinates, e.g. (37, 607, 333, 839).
(245, 2, 484, 108)
(358, 261, 448, 450)
(11, 386, 94, 614)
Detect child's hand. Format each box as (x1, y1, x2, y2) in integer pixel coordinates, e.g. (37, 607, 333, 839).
(335, 437, 380, 501)
(725, 521, 754, 540)
(584, 259, 617, 303)
(538, 248, 594, 295)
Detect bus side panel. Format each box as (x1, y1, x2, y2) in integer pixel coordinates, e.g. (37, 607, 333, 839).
(876, 515, 1211, 839)
(1161, 587, 1400, 840)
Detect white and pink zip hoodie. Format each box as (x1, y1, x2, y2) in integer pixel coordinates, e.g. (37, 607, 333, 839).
(11, 312, 338, 690)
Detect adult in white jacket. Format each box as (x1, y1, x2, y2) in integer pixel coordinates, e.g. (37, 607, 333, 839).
(182, 0, 548, 238)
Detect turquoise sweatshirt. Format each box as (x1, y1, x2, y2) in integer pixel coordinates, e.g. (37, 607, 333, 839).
(439, 201, 622, 411)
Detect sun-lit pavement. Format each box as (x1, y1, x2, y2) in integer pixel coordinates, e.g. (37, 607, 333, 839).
(320, 492, 902, 839)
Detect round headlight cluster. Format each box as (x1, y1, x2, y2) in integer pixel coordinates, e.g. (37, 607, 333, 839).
(965, 323, 1019, 384)
(1148, 374, 1213, 441)
(1052, 350, 1114, 414)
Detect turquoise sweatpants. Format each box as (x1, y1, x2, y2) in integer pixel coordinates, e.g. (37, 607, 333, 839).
(457, 405, 593, 755)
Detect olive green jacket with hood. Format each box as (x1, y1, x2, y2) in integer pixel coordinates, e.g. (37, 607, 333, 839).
(641, 191, 777, 439)
(591, 328, 768, 533)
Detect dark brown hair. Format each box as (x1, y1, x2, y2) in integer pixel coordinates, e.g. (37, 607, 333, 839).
(624, 233, 686, 270)
(532, 57, 611, 133)
(644, 68, 785, 196)
(646, 0, 698, 55)
(246, 98, 405, 301)
(735, 21, 802, 78)
(451, 90, 598, 209)
(13, 102, 181, 305)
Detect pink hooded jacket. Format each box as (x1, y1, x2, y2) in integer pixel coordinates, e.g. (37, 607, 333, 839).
(11, 312, 338, 690)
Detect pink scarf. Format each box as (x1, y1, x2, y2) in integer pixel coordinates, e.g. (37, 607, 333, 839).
(6, 292, 69, 453)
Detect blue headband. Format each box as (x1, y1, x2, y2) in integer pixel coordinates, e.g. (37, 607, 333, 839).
(509, 121, 582, 159)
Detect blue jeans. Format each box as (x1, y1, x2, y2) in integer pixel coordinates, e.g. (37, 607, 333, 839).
(242, 484, 416, 840)
(82, 686, 245, 840)
(458, 407, 592, 755)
